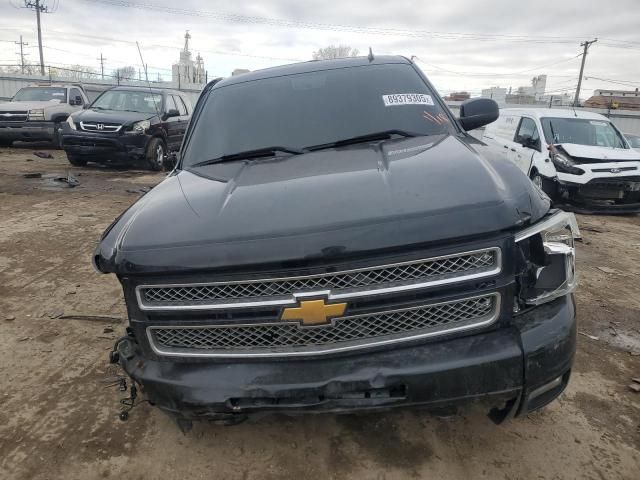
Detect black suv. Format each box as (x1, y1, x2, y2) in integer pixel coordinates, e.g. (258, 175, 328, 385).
(96, 57, 578, 429)
(62, 86, 191, 170)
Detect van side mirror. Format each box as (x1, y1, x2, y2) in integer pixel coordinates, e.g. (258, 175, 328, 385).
(519, 134, 540, 150)
(458, 98, 499, 131)
(70, 96, 83, 106)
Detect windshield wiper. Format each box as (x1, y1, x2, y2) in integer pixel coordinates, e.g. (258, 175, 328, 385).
(305, 129, 420, 152)
(191, 146, 306, 168)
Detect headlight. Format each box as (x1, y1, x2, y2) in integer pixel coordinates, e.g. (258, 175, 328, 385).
(27, 108, 45, 121)
(66, 116, 76, 130)
(126, 120, 150, 135)
(515, 211, 578, 306)
(550, 150, 584, 175)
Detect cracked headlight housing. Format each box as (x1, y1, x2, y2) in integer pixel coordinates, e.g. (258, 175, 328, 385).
(550, 149, 584, 175)
(126, 120, 150, 135)
(28, 108, 45, 121)
(515, 211, 578, 307)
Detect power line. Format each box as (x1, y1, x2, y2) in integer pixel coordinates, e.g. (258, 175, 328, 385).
(413, 53, 582, 78)
(83, 0, 637, 47)
(584, 76, 640, 88)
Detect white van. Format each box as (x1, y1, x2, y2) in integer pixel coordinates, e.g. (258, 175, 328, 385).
(483, 108, 640, 213)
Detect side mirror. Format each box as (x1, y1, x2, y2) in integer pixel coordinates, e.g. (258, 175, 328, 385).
(520, 134, 539, 150)
(458, 98, 499, 131)
(163, 109, 180, 120)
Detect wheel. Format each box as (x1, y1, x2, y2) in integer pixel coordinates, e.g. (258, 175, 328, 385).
(67, 154, 88, 167)
(530, 171, 556, 199)
(0, 139, 13, 148)
(52, 122, 63, 149)
(146, 137, 166, 171)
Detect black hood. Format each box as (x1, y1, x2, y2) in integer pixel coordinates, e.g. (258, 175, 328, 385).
(72, 108, 156, 125)
(95, 134, 550, 274)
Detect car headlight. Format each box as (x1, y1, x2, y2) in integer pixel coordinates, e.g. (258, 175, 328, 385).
(126, 120, 150, 135)
(550, 150, 584, 175)
(515, 211, 578, 306)
(66, 116, 76, 130)
(28, 109, 45, 121)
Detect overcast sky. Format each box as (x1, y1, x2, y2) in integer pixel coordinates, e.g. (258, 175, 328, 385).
(1, 0, 640, 99)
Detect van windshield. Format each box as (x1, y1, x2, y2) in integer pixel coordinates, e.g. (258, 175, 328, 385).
(541, 117, 627, 149)
(182, 63, 455, 167)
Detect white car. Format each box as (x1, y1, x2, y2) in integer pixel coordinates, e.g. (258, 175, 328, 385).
(482, 108, 640, 213)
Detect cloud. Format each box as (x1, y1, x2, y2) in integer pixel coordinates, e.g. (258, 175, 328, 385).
(0, 0, 638, 96)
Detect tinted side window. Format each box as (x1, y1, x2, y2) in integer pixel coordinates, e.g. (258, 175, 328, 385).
(70, 88, 83, 104)
(174, 95, 187, 116)
(515, 117, 540, 148)
(165, 95, 177, 113)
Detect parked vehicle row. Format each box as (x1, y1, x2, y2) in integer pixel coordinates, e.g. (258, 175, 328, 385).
(62, 86, 192, 170)
(97, 56, 578, 430)
(482, 108, 640, 213)
(0, 84, 89, 147)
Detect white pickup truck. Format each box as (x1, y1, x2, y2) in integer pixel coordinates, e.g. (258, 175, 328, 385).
(0, 84, 90, 147)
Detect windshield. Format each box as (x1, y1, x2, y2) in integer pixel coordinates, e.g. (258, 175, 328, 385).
(541, 117, 627, 149)
(13, 87, 67, 103)
(182, 64, 455, 167)
(91, 90, 162, 114)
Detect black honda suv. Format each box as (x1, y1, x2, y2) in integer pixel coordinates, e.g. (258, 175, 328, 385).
(96, 56, 578, 430)
(62, 86, 191, 170)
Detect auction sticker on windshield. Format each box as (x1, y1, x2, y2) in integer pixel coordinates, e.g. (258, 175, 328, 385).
(382, 93, 434, 107)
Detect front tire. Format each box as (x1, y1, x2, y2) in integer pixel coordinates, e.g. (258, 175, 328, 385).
(67, 154, 88, 167)
(146, 138, 166, 171)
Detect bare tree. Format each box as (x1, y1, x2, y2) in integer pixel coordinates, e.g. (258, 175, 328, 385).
(311, 45, 360, 60)
(113, 66, 136, 80)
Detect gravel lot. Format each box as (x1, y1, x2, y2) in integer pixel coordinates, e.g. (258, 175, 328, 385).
(0, 146, 639, 480)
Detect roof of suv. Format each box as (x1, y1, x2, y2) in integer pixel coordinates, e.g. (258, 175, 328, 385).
(108, 86, 182, 96)
(214, 55, 412, 88)
(500, 107, 609, 121)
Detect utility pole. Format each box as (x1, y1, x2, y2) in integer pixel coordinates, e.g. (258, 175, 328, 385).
(98, 53, 106, 79)
(24, 0, 55, 76)
(573, 38, 597, 107)
(15, 35, 29, 74)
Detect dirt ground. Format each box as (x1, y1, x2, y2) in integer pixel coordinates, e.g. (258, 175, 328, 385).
(0, 145, 638, 480)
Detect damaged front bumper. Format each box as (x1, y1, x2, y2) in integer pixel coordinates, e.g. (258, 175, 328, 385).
(555, 176, 640, 214)
(114, 295, 576, 423)
(61, 127, 149, 163)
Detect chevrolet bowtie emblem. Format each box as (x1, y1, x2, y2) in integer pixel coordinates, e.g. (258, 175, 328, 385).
(281, 299, 347, 326)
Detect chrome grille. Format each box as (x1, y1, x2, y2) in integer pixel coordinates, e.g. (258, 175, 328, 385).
(138, 248, 500, 310)
(80, 121, 122, 132)
(0, 111, 28, 122)
(148, 294, 500, 357)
